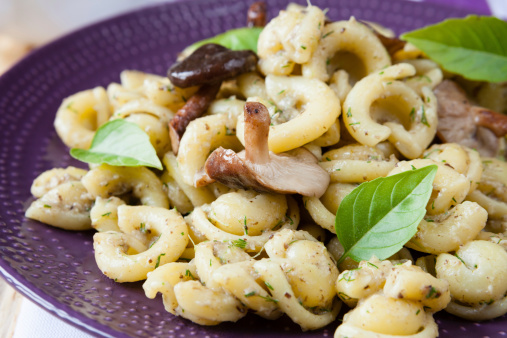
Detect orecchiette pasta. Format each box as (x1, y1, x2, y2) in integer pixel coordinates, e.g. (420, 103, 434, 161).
(94, 205, 188, 282)
(54, 87, 111, 149)
(436, 240, 507, 320)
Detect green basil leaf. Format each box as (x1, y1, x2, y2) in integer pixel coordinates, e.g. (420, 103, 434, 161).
(184, 27, 263, 54)
(401, 16, 507, 83)
(335, 165, 437, 264)
(70, 119, 163, 170)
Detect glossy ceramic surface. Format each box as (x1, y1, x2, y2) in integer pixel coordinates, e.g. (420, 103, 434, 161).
(0, 0, 505, 336)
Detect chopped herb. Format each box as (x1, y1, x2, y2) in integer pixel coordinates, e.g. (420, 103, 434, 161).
(421, 105, 430, 127)
(335, 168, 341, 171)
(367, 262, 378, 269)
(379, 71, 384, 75)
(278, 89, 286, 95)
(155, 253, 166, 268)
(181, 95, 187, 103)
(454, 254, 466, 265)
(101, 212, 111, 217)
(326, 157, 332, 161)
(426, 286, 439, 299)
(326, 58, 330, 66)
(431, 200, 435, 210)
(286, 214, 294, 225)
(416, 309, 421, 315)
(423, 148, 441, 159)
(243, 216, 249, 235)
(322, 30, 334, 39)
(264, 281, 274, 290)
(282, 62, 292, 68)
(181, 232, 185, 236)
(300, 45, 307, 50)
(288, 240, 299, 246)
(338, 292, 351, 301)
(452, 197, 457, 203)
(140, 222, 146, 233)
(346, 107, 352, 118)
(258, 295, 278, 303)
(349, 122, 360, 126)
(409, 107, 416, 121)
(185, 269, 196, 280)
(272, 219, 284, 231)
(231, 238, 247, 249)
(43, 204, 52, 208)
(424, 219, 435, 222)
(244, 291, 256, 297)
(411, 165, 417, 170)
(386, 81, 392, 85)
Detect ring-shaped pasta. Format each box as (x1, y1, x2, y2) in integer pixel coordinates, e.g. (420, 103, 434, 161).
(206, 190, 288, 236)
(162, 153, 215, 208)
(54, 87, 111, 149)
(143, 261, 197, 315)
(93, 205, 188, 282)
(436, 240, 507, 320)
(303, 17, 391, 82)
(173, 280, 246, 324)
(237, 72, 268, 100)
(30, 166, 88, 198)
(212, 260, 282, 320)
(401, 59, 443, 96)
(25, 181, 93, 231)
(303, 183, 356, 233)
(257, 5, 325, 76)
(207, 97, 246, 122)
(320, 145, 398, 183)
(111, 98, 174, 120)
(193, 241, 251, 289)
(265, 229, 339, 308)
(82, 164, 169, 208)
(254, 259, 341, 331)
(185, 196, 299, 252)
(422, 144, 482, 195)
(177, 114, 243, 186)
(89, 196, 125, 232)
(107, 83, 145, 109)
(388, 159, 470, 216)
(343, 64, 436, 159)
(334, 293, 438, 338)
(236, 75, 341, 153)
(312, 118, 341, 147)
(406, 201, 487, 254)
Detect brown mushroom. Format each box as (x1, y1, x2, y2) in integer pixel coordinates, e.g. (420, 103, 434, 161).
(247, 1, 267, 27)
(168, 43, 258, 88)
(169, 82, 221, 155)
(203, 102, 330, 197)
(434, 79, 507, 157)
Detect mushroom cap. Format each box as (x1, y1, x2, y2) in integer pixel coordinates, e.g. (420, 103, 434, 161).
(204, 102, 330, 197)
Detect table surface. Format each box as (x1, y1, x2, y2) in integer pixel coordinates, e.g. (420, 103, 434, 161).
(0, 0, 505, 337)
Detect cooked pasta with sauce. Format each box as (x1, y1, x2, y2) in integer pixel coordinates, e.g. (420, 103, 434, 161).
(25, 2, 507, 337)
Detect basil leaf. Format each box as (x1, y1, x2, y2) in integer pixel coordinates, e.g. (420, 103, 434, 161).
(70, 119, 163, 170)
(184, 27, 263, 54)
(401, 16, 507, 83)
(335, 165, 437, 264)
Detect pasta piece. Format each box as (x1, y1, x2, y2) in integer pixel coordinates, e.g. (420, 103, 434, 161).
(257, 4, 325, 75)
(320, 144, 398, 183)
(303, 17, 391, 82)
(177, 114, 243, 187)
(185, 194, 299, 252)
(236, 75, 341, 153)
(237, 72, 268, 99)
(29, 166, 88, 198)
(343, 64, 437, 159)
(82, 164, 169, 208)
(335, 293, 438, 338)
(25, 181, 93, 231)
(89, 196, 125, 232)
(436, 240, 507, 320)
(93, 205, 188, 282)
(54, 87, 111, 149)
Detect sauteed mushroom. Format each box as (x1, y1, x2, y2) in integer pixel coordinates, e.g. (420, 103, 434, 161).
(204, 102, 330, 197)
(168, 43, 258, 88)
(434, 80, 507, 157)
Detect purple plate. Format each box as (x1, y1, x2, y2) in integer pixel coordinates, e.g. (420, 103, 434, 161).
(0, 0, 505, 337)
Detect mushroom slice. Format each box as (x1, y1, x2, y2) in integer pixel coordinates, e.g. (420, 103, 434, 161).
(434, 80, 507, 157)
(169, 82, 221, 155)
(204, 102, 330, 197)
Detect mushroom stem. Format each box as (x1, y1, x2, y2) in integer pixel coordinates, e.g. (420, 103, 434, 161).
(244, 102, 271, 164)
(472, 106, 507, 138)
(169, 82, 221, 155)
